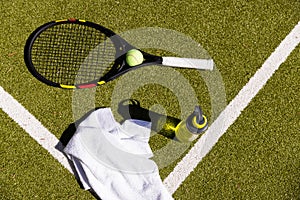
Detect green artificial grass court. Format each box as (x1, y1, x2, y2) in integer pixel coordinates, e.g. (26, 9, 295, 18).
(1, 0, 300, 199)
(174, 46, 300, 199)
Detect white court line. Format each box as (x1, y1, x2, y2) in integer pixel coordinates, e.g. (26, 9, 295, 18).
(163, 21, 300, 194)
(0, 86, 73, 174)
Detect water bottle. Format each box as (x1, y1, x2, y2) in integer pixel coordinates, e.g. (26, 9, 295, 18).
(174, 106, 208, 143)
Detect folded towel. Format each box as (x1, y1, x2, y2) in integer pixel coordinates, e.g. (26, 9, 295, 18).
(63, 108, 173, 200)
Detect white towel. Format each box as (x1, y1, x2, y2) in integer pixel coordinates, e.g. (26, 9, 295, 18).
(63, 108, 173, 200)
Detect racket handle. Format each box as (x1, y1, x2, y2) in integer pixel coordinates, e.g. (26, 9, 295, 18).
(162, 57, 214, 70)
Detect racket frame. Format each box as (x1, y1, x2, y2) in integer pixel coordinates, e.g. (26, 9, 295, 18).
(24, 18, 212, 89)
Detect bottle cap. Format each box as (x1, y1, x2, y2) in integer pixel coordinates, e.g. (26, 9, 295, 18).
(186, 106, 208, 134)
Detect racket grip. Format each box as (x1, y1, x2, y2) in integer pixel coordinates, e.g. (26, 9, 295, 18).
(162, 57, 214, 70)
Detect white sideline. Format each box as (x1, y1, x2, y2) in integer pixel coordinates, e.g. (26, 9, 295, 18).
(0, 86, 73, 174)
(163, 21, 300, 194)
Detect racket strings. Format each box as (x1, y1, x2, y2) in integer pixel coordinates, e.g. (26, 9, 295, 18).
(31, 23, 116, 85)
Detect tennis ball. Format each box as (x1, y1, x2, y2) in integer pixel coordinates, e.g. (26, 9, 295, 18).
(126, 49, 144, 66)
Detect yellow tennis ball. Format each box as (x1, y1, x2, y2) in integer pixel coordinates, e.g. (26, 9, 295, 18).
(126, 49, 144, 66)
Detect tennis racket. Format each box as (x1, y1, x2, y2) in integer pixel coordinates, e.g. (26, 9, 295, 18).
(24, 18, 214, 89)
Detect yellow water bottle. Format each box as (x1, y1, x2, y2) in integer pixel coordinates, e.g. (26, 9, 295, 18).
(174, 106, 208, 143)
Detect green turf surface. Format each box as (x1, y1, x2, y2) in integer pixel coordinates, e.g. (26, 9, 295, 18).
(174, 46, 300, 199)
(1, 0, 300, 199)
(0, 110, 94, 199)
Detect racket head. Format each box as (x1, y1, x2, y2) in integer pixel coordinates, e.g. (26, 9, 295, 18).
(24, 18, 131, 89)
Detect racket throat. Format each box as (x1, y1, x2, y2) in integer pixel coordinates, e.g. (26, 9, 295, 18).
(142, 53, 162, 65)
